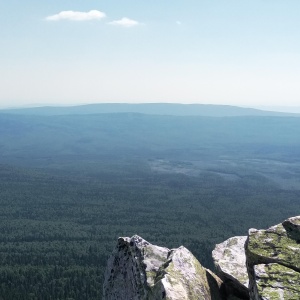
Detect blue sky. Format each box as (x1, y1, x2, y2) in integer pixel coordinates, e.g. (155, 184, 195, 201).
(1, 0, 300, 108)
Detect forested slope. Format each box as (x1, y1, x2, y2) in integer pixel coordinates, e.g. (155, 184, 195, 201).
(0, 112, 299, 299)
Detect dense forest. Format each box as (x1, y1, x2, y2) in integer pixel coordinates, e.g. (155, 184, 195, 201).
(0, 107, 300, 299)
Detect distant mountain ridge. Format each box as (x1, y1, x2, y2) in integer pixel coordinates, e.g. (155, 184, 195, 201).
(1, 103, 299, 117)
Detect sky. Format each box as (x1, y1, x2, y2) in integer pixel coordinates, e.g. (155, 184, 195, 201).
(1, 0, 300, 108)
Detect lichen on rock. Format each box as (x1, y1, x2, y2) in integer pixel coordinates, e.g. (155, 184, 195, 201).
(254, 263, 300, 299)
(102, 235, 170, 300)
(103, 235, 225, 300)
(246, 216, 300, 300)
(103, 216, 300, 300)
(212, 236, 249, 299)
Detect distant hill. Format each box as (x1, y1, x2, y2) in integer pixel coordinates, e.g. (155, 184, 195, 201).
(0, 112, 300, 168)
(1, 103, 299, 117)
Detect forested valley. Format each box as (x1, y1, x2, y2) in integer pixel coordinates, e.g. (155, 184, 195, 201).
(0, 107, 300, 299)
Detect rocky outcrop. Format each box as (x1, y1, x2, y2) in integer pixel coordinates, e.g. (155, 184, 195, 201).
(102, 235, 225, 300)
(246, 216, 300, 299)
(212, 236, 249, 299)
(103, 216, 300, 300)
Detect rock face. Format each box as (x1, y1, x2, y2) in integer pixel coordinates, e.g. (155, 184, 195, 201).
(212, 236, 249, 299)
(103, 216, 300, 300)
(246, 216, 300, 300)
(103, 235, 225, 300)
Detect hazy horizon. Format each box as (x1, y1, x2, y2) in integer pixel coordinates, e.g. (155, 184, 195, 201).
(1, 102, 300, 114)
(1, 2, 300, 297)
(1, 1, 300, 108)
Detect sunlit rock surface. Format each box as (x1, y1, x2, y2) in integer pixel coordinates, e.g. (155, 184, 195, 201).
(213, 236, 249, 299)
(246, 216, 300, 300)
(103, 235, 225, 300)
(103, 216, 300, 300)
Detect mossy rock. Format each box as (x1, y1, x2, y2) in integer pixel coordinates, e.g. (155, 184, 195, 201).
(255, 263, 300, 300)
(246, 216, 300, 300)
(103, 235, 225, 300)
(247, 223, 300, 271)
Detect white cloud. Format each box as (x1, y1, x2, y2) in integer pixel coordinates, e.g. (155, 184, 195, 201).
(109, 17, 140, 27)
(46, 10, 106, 21)
(176, 21, 182, 25)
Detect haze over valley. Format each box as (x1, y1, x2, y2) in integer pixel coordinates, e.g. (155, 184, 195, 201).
(1, 0, 300, 298)
(0, 104, 299, 298)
